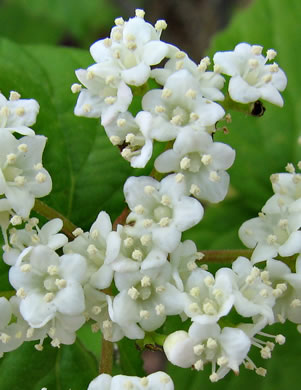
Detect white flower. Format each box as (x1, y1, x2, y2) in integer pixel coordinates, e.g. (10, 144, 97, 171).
(64, 211, 117, 290)
(155, 127, 235, 203)
(112, 263, 186, 338)
(239, 209, 301, 263)
(124, 174, 204, 252)
(152, 51, 225, 101)
(74, 68, 132, 126)
(87, 371, 174, 390)
(0, 130, 52, 217)
(89, 13, 169, 87)
(213, 43, 287, 106)
(105, 111, 153, 168)
(106, 224, 168, 273)
(163, 322, 251, 382)
(9, 245, 87, 328)
(3, 218, 68, 266)
(230, 257, 275, 324)
(142, 69, 225, 141)
(0, 91, 39, 136)
(183, 267, 234, 324)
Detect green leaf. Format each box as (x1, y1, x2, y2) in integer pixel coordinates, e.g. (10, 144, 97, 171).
(0, 340, 98, 390)
(0, 0, 121, 47)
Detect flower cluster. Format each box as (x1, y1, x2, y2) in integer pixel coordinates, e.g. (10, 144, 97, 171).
(0, 91, 52, 242)
(0, 8, 297, 389)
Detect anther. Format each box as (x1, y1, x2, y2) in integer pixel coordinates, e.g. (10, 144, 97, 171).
(134, 205, 144, 214)
(180, 157, 191, 170)
(144, 185, 156, 195)
(190, 287, 200, 297)
(14, 176, 25, 186)
(124, 237, 134, 247)
(47, 265, 59, 276)
(185, 89, 197, 99)
(135, 9, 145, 18)
(117, 118, 126, 127)
(10, 215, 22, 225)
(194, 359, 204, 371)
(190, 184, 201, 196)
(155, 304, 165, 315)
(91, 305, 102, 315)
(207, 337, 218, 349)
(201, 154, 212, 166)
(159, 217, 170, 227)
(141, 276, 151, 287)
(132, 249, 143, 261)
(128, 287, 140, 300)
(175, 173, 185, 183)
(6, 153, 17, 164)
(73, 227, 83, 237)
(16, 107, 25, 116)
(35, 172, 47, 183)
(193, 344, 204, 355)
(155, 20, 167, 30)
(209, 171, 220, 182)
(104, 96, 116, 105)
(9, 91, 21, 100)
(55, 279, 67, 289)
(71, 83, 82, 93)
(110, 135, 121, 145)
(140, 310, 150, 319)
(83, 104, 92, 113)
(251, 45, 263, 55)
(266, 49, 277, 60)
(155, 105, 166, 113)
(20, 264, 31, 272)
(18, 143, 28, 152)
(44, 292, 54, 302)
(161, 88, 172, 98)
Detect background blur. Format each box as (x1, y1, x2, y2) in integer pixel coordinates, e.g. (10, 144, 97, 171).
(0, 0, 251, 60)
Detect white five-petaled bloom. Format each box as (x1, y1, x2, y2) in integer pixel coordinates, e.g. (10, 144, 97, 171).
(239, 208, 301, 263)
(63, 211, 116, 290)
(213, 43, 287, 106)
(142, 69, 225, 141)
(163, 322, 251, 382)
(105, 111, 153, 168)
(111, 263, 186, 339)
(87, 371, 174, 390)
(89, 12, 169, 87)
(0, 129, 52, 218)
(124, 174, 204, 252)
(73, 66, 133, 127)
(155, 127, 235, 203)
(3, 218, 68, 266)
(0, 91, 39, 136)
(152, 49, 225, 101)
(106, 224, 168, 273)
(229, 257, 275, 324)
(9, 245, 87, 329)
(183, 267, 234, 324)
